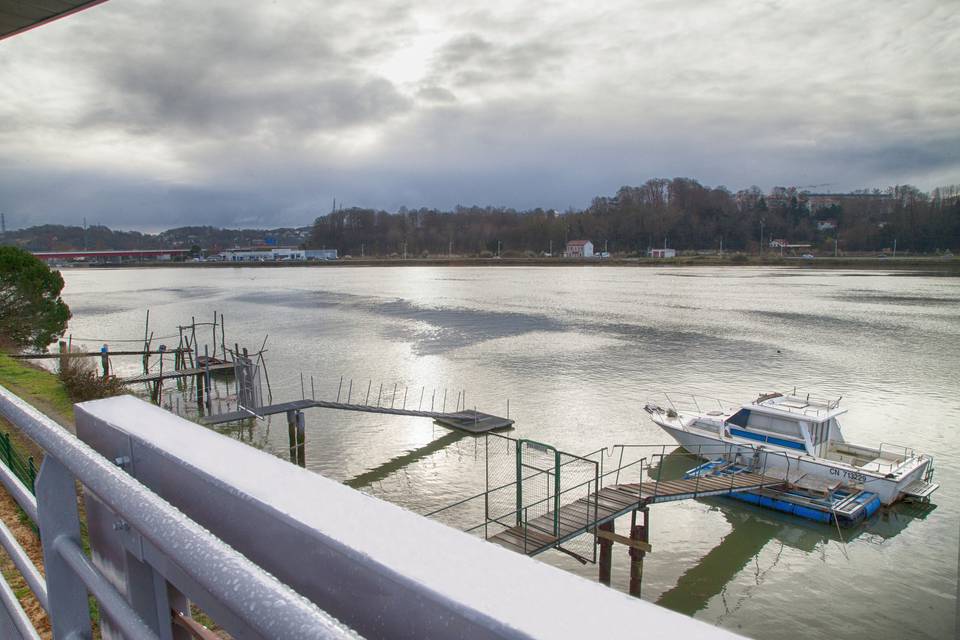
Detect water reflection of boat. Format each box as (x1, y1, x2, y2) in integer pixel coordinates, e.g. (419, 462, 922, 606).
(652, 451, 936, 616)
(644, 391, 939, 517)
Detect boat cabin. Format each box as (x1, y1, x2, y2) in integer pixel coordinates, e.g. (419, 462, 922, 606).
(708, 393, 913, 474)
(684, 392, 843, 457)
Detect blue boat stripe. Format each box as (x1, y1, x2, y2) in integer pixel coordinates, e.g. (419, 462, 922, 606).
(728, 427, 807, 451)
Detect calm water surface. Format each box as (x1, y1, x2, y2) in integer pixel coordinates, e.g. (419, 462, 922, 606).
(58, 265, 959, 639)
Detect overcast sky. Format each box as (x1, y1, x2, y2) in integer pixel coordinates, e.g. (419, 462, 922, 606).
(1, 0, 958, 230)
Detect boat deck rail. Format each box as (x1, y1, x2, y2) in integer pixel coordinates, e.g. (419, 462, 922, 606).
(752, 390, 844, 418)
(878, 441, 917, 461)
(653, 391, 739, 416)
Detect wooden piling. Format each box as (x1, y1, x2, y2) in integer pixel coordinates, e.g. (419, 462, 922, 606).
(296, 411, 306, 468)
(629, 507, 649, 598)
(286, 410, 297, 464)
(598, 520, 614, 586)
(286, 410, 306, 467)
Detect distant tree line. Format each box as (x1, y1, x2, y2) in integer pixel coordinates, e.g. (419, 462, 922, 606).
(0, 224, 310, 254)
(2, 179, 957, 256)
(307, 179, 960, 256)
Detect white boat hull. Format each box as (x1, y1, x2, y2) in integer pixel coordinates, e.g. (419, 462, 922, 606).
(654, 420, 929, 506)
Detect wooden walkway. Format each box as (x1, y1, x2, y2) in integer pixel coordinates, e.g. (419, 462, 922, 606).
(199, 399, 514, 434)
(489, 471, 784, 556)
(123, 362, 235, 384)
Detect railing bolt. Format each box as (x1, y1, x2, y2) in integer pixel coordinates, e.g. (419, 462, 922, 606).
(113, 455, 131, 468)
(112, 520, 130, 531)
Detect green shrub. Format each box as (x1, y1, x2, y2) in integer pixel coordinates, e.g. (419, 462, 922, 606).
(58, 348, 125, 402)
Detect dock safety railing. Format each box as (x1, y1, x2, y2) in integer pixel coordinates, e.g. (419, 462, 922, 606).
(426, 437, 792, 558)
(0, 384, 357, 640)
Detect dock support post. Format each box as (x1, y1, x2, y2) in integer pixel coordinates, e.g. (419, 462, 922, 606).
(286, 410, 297, 464)
(629, 507, 649, 598)
(287, 410, 306, 467)
(598, 520, 614, 586)
(195, 373, 205, 416)
(296, 411, 306, 467)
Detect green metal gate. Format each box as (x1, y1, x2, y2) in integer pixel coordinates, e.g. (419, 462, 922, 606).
(516, 439, 561, 537)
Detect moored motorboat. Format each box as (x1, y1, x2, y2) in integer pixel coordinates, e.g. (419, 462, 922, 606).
(644, 391, 938, 511)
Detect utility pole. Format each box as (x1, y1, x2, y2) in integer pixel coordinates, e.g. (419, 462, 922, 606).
(361, 243, 364, 258)
(893, 238, 897, 257)
(719, 237, 723, 255)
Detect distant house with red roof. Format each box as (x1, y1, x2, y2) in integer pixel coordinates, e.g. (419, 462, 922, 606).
(564, 240, 594, 258)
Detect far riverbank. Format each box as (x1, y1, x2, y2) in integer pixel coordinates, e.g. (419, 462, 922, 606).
(69, 254, 960, 272)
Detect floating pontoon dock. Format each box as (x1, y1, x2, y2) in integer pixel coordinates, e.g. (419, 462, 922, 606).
(200, 398, 514, 434)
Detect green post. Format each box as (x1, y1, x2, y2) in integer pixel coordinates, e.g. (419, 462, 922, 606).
(1, 433, 10, 469)
(553, 448, 560, 538)
(515, 442, 522, 526)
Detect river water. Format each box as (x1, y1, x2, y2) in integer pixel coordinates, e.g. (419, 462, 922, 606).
(57, 265, 958, 639)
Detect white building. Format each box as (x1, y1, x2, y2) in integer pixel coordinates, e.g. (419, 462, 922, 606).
(565, 240, 594, 258)
(305, 249, 338, 260)
(648, 248, 676, 258)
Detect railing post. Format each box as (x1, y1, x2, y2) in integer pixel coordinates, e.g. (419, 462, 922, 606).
(515, 443, 523, 527)
(36, 456, 91, 639)
(124, 552, 192, 640)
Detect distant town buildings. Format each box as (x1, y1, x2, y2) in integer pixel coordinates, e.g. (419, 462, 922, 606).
(564, 240, 594, 258)
(217, 247, 336, 261)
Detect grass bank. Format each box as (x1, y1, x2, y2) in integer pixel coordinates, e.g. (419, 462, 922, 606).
(0, 353, 73, 427)
(0, 353, 69, 638)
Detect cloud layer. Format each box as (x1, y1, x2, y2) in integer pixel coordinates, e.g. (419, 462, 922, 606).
(1, 0, 958, 229)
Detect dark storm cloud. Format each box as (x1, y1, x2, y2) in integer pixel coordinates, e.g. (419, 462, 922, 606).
(67, 3, 413, 138)
(0, 0, 957, 229)
(431, 33, 569, 86)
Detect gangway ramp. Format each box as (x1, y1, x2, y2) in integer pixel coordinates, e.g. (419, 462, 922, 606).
(489, 471, 784, 556)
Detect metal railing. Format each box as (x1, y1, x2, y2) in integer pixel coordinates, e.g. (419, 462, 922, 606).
(0, 384, 358, 640)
